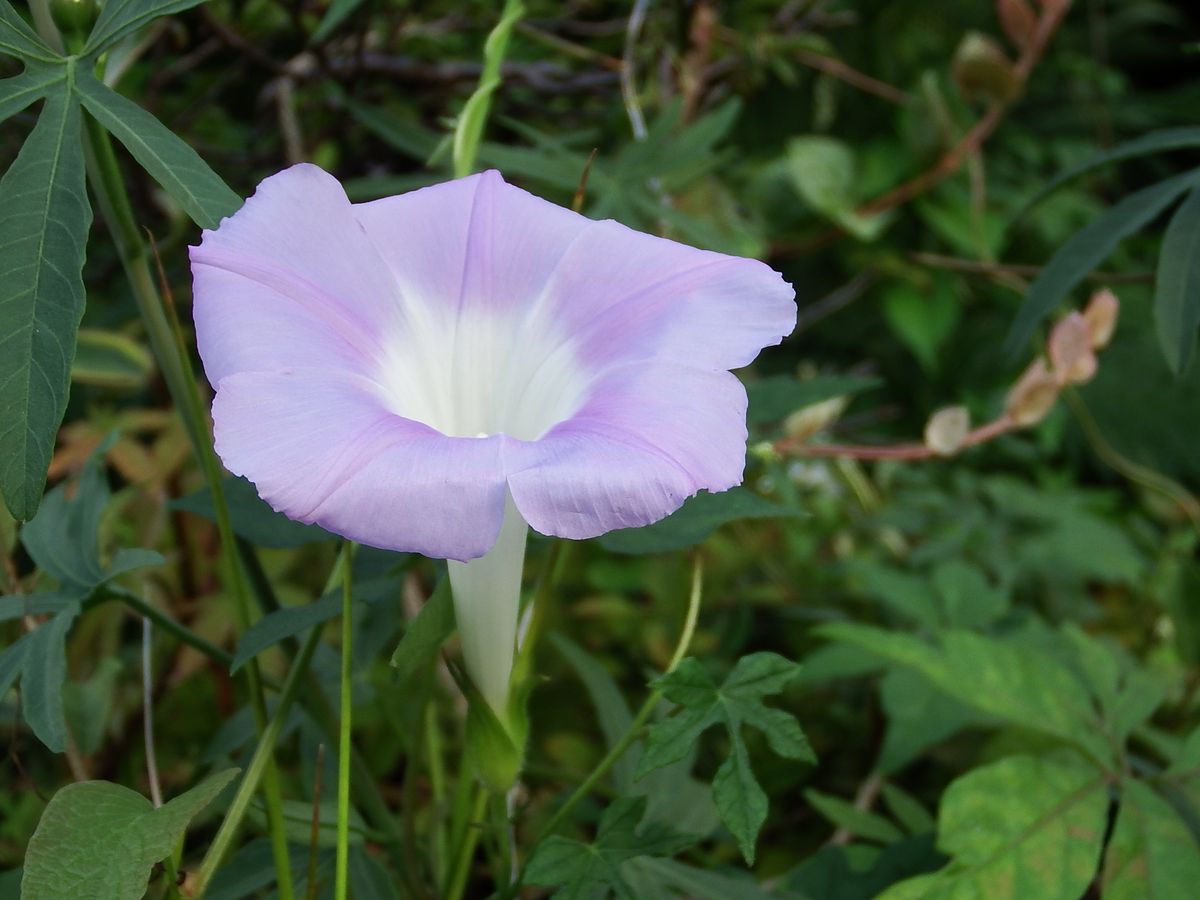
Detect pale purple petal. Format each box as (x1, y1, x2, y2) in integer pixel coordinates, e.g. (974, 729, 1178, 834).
(504, 363, 749, 539)
(212, 368, 507, 560)
(190, 164, 400, 385)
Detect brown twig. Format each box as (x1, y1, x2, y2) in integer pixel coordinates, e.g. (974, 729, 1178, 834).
(779, 416, 1015, 461)
(910, 252, 1154, 284)
(859, 0, 1074, 215)
(793, 48, 910, 105)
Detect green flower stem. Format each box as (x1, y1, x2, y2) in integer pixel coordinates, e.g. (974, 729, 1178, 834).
(80, 115, 296, 899)
(452, 0, 524, 178)
(516, 557, 703, 878)
(191, 622, 324, 897)
(335, 542, 356, 900)
(445, 785, 489, 900)
(424, 701, 449, 884)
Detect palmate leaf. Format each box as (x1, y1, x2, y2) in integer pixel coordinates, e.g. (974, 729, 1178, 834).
(878, 753, 1108, 900)
(0, 0, 58, 63)
(0, 82, 91, 522)
(1154, 186, 1200, 373)
(0, 66, 64, 125)
(636, 653, 815, 863)
(1005, 167, 1200, 355)
(74, 71, 241, 229)
(82, 0, 209, 57)
(22, 770, 238, 900)
(524, 796, 695, 900)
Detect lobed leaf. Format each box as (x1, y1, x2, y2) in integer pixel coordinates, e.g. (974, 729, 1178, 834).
(0, 66, 64, 126)
(0, 0, 58, 63)
(74, 71, 241, 229)
(0, 84, 92, 522)
(83, 0, 209, 57)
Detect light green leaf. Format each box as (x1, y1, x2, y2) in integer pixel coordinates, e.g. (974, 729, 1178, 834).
(819, 623, 1113, 765)
(879, 754, 1108, 900)
(599, 489, 798, 555)
(881, 277, 960, 372)
(71, 327, 154, 389)
(311, 0, 367, 43)
(525, 796, 694, 899)
(452, 0, 524, 178)
(22, 769, 239, 900)
(0, 0, 58, 63)
(880, 782, 937, 836)
(1006, 167, 1200, 354)
(0, 67, 64, 126)
(82, 0, 208, 57)
(74, 72, 241, 229)
(805, 787, 906, 844)
(878, 668, 983, 774)
(787, 135, 891, 240)
(0, 84, 91, 522)
(1154, 185, 1200, 373)
(389, 578, 454, 682)
(637, 653, 814, 863)
(1103, 780, 1200, 899)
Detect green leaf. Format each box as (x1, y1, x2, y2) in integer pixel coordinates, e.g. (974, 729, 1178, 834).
(62, 656, 120, 755)
(881, 277, 960, 372)
(622, 858, 776, 900)
(1155, 186, 1200, 373)
(389, 578, 454, 682)
(71, 327, 155, 389)
(1103, 780, 1200, 899)
(21, 435, 163, 592)
(1023, 127, 1200, 214)
(878, 753, 1108, 900)
(23, 769, 238, 900)
(0, 0, 58, 63)
(82, 0, 208, 57)
(637, 653, 814, 863)
(452, 0, 524, 178)
(311, 0, 368, 43)
(786, 135, 892, 240)
(746, 374, 880, 426)
(878, 667, 983, 774)
(599, 489, 798, 555)
(0, 84, 92, 522)
(880, 782, 937, 836)
(818, 623, 1113, 765)
(245, 798, 367, 847)
(348, 845, 400, 900)
(21, 601, 80, 752)
(171, 476, 334, 548)
(0, 634, 29, 699)
(0, 67, 64, 126)
(74, 72, 241, 229)
(1005, 168, 1200, 355)
(525, 796, 695, 899)
(804, 787, 906, 844)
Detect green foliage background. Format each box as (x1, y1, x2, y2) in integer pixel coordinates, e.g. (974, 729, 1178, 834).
(2, 0, 1200, 898)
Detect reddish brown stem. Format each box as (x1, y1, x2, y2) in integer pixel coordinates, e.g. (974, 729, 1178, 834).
(779, 416, 1016, 462)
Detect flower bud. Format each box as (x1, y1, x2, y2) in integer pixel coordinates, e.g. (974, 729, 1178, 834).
(924, 405, 971, 457)
(997, 0, 1037, 51)
(1048, 312, 1098, 385)
(50, 0, 98, 37)
(952, 32, 1018, 105)
(1082, 288, 1119, 349)
(1006, 358, 1059, 426)
(784, 396, 848, 443)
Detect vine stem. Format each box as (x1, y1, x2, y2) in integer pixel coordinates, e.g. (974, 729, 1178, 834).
(517, 557, 703, 876)
(80, 85, 294, 897)
(444, 786, 489, 900)
(335, 542, 356, 899)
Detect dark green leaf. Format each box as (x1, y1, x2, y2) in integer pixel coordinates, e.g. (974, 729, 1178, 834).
(74, 72, 241, 229)
(0, 85, 91, 522)
(348, 846, 400, 900)
(312, 0, 368, 43)
(83, 0, 208, 57)
(21, 601, 80, 752)
(0, 0, 58, 63)
(62, 657, 120, 756)
(1103, 780, 1200, 898)
(1154, 186, 1200, 373)
(622, 858, 776, 900)
(0, 67, 64, 126)
(638, 653, 813, 863)
(599, 488, 797, 555)
(1006, 168, 1200, 354)
(389, 579, 453, 682)
(0, 635, 28, 699)
(878, 754, 1108, 900)
(786, 834, 946, 900)
(22, 770, 238, 900)
(171, 476, 334, 548)
(1023, 127, 1200, 214)
(746, 374, 881, 426)
(525, 796, 695, 899)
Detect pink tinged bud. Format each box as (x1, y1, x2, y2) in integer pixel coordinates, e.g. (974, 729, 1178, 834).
(1049, 312, 1098, 385)
(996, 0, 1037, 51)
(952, 32, 1018, 105)
(924, 406, 971, 457)
(1083, 288, 1119, 349)
(1006, 358, 1060, 426)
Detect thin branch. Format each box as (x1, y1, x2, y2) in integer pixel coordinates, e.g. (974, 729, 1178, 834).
(143, 616, 163, 808)
(793, 48, 910, 105)
(910, 251, 1154, 284)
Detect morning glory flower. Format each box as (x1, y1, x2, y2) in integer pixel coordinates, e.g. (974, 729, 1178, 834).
(190, 165, 795, 716)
